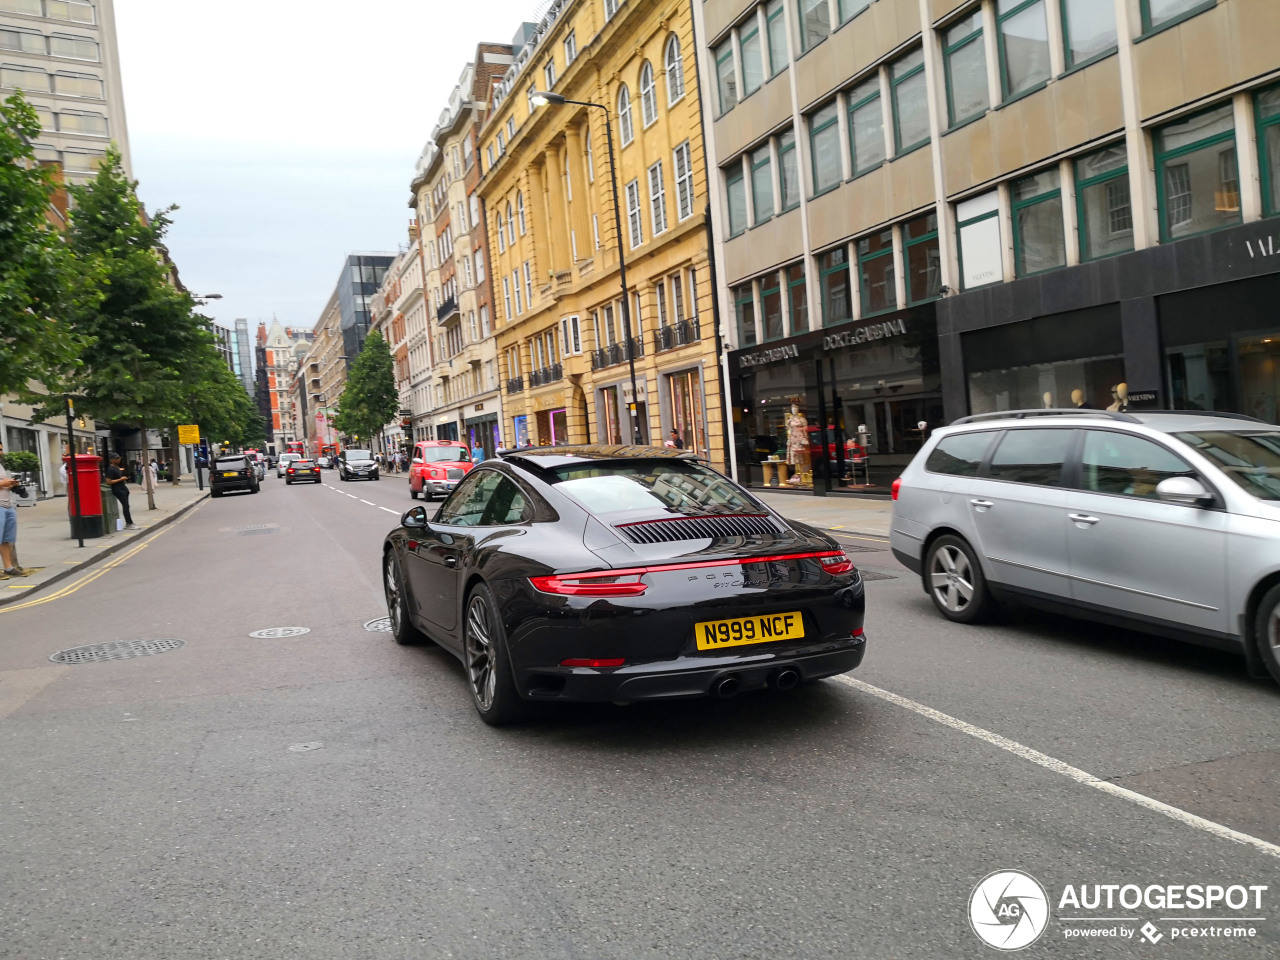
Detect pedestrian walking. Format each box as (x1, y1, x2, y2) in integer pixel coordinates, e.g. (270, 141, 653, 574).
(105, 453, 137, 529)
(0, 438, 32, 579)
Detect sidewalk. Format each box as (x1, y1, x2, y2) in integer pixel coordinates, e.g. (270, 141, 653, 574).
(753, 490, 893, 536)
(1, 481, 208, 606)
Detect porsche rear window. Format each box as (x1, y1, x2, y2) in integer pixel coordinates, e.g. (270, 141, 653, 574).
(547, 461, 760, 516)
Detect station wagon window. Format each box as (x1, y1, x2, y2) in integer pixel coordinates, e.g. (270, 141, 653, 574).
(1174, 430, 1280, 501)
(925, 432, 997, 476)
(986, 429, 1072, 486)
(1080, 431, 1193, 499)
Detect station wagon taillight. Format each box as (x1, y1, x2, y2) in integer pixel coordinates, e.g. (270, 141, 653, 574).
(891, 477, 902, 501)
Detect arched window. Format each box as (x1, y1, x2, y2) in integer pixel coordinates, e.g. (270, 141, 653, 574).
(617, 83, 633, 146)
(665, 34, 685, 105)
(505, 202, 515, 246)
(516, 192, 526, 235)
(639, 61, 657, 127)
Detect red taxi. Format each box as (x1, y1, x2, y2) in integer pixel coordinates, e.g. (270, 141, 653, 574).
(408, 440, 473, 500)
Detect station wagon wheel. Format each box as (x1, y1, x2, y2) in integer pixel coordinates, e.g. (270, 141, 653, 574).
(383, 550, 426, 646)
(1253, 584, 1280, 685)
(464, 585, 525, 725)
(924, 534, 993, 624)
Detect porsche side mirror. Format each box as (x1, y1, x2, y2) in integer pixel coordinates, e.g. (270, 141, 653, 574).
(401, 506, 428, 528)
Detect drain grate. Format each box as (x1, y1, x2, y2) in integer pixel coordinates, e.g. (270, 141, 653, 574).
(363, 617, 392, 633)
(859, 569, 897, 581)
(249, 627, 310, 639)
(50, 638, 185, 664)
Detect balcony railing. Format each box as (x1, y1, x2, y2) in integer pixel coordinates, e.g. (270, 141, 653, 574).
(527, 363, 563, 387)
(652, 318, 702, 353)
(435, 295, 458, 324)
(589, 337, 644, 371)
(505, 375, 524, 395)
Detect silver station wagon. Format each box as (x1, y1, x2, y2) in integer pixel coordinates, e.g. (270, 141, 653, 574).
(889, 410, 1280, 684)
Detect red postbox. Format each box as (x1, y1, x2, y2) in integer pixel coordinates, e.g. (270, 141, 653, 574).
(63, 454, 104, 538)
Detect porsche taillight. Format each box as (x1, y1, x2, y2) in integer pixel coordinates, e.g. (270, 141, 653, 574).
(529, 572, 648, 596)
(817, 551, 855, 575)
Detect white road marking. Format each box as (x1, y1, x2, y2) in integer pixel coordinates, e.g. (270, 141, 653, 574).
(346, 494, 359, 499)
(379, 507, 399, 514)
(834, 675, 1280, 861)
(360, 499, 375, 505)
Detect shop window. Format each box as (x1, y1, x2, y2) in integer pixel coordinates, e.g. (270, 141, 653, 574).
(997, 0, 1050, 101)
(1061, 0, 1117, 68)
(904, 212, 941, 304)
(751, 144, 774, 224)
(957, 191, 1003, 289)
(839, 0, 871, 24)
(1154, 104, 1240, 242)
(761, 272, 784, 341)
(778, 129, 800, 210)
(819, 247, 852, 326)
(1258, 85, 1280, 218)
(857, 229, 897, 316)
(970, 353, 1125, 413)
(715, 39, 737, 114)
(891, 49, 929, 155)
(847, 76, 885, 176)
(797, 0, 829, 52)
(740, 17, 763, 97)
(943, 10, 988, 127)
(726, 164, 747, 237)
(1011, 168, 1065, 277)
(734, 283, 757, 347)
(809, 101, 841, 195)
(1141, 0, 1215, 34)
(667, 369, 706, 455)
(766, 0, 788, 76)
(1075, 144, 1132, 260)
(787, 263, 808, 334)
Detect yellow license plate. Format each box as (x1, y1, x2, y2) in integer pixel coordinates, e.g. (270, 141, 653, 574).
(694, 611, 804, 651)
(222, 472, 237, 477)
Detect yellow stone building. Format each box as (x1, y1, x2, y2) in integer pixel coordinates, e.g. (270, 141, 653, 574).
(478, 0, 723, 464)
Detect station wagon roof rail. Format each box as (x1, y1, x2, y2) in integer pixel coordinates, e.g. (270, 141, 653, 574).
(951, 409, 1141, 425)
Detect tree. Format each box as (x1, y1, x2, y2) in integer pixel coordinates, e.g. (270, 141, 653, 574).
(332, 332, 399, 450)
(0, 92, 94, 395)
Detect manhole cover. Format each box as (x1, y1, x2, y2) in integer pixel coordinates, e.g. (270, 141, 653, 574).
(249, 626, 311, 639)
(363, 617, 392, 633)
(859, 570, 897, 581)
(50, 638, 185, 664)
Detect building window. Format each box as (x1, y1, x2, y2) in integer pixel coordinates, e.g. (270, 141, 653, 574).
(625, 178, 643, 248)
(523, 261, 533, 308)
(52, 71, 102, 98)
(470, 194, 480, 229)
(502, 277, 512, 320)
(656, 280, 669, 326)
(57, 110, 107, 136)
(49, 33, 99, 61)
(766, 0, 788, 76)
(669, 273, 685, 322)
(798, 0, 829, 52)
(740, 16, 764, 98)
(1075, 144, 1132, 260)
(664, 34, 685, 104)
(47, 1, 96, 24)
(904, 212, 941, 304)
(1062, 0, 1117, 68)
(585, 125, 595, 181)
(1155, 104, 1240, 242)
(475, 248, 485, 282)
(1256, 84, 1280, 217)
(673, 141, 694, 221)
(604, 0, 619, 19)
(505, 202, 516, 246)
(778, 129, 800, 210)
(891, 49, 929, 155)
(1142, 0, 1215, 34)
(847, 76, 885, 176)
(516, 192, 526, 235)
(809, 101, 841, 195)
(1, 26, 45, 54)
(639, 61, 658, 126)
(617, 84, 634, 145)
(648, 160, 668, 235)
(944, 10, 988, 127)
(751, 144, 774, 224)
(481, 305, 490, 337)
(957, 191, 1003, 288)
(998, 0, 1051, 101)
(544, 60, 556, 90)
(487, 144, 496, 169)
(857, 229, 897, 315)
(507, 117, 516, 140)
(668, 369, 707, 456)
(819, 247, 852, 326)
(761, 271, 784, 341)
(839, 0, 871, 23)
(564, 30, 577, 65)
(734, 283, 756, 347)
(787, 263, 808, 334)
(726, 164, 747, 237)
(715, 39, 736, 114)
(1011, 168, 1066, 276)
(513, 270, 523, 314)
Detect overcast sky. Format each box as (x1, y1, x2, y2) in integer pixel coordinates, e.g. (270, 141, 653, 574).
(113, 0, 538, 335)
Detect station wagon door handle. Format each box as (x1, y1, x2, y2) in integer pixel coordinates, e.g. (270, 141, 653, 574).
(444, 556, 458, 568)
(1068, 513, 1100, 525)
(969, 499, 994, 508)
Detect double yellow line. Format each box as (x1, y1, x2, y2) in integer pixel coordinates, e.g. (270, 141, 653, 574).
(0, 505, 200, 614)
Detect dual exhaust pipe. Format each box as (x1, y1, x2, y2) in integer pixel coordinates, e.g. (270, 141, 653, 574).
(711, 667, 800, 699)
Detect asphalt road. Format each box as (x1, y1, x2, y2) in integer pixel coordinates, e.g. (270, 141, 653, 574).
(1, 467, 1277, 959)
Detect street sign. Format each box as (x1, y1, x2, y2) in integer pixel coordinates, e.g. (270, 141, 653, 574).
(177, 424, 200, 444)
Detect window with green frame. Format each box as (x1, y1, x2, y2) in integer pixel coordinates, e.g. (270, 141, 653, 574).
(741, 17, 764, 97)
(1255, 84, 1280, 217)
(726, 164, 748, 237)
(765, 0, 788, 76)
(761, 271, 784, 341)
(798, 0, 830, 52)
(734, 282, 757, 347)
(819, 248, 852, 326)
(787, 263, 808, 334)
(1061, 0, 1117, 69)
(847, 76, 886, 176)
(778, 129, 800, 210)
(809, 101, 842, 195)
(839, 0, 871, 24)
(904, 212, 941, 304)
(751, 144, 774, 224)
(1141, 0, 1215, 35)
(891, 49, 930, 155)
(715, 39, 737, 114)
(957, 191, 1003, 288)
(1011, 168, 1065, 277)
(857, 229, 897, 315)
(943, 10, 988, 128)
(997, 0, 1050, 102)
(1154, 103, 1240, 242)
(1075, 144, 1132, 260)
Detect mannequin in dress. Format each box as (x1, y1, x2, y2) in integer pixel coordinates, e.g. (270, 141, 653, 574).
(785, 403, 810, 471)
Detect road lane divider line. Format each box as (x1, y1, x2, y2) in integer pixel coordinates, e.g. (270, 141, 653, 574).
(379, 507, 399, 514)
(834, 675, 1280, 862)
(360, 500, 375, 505)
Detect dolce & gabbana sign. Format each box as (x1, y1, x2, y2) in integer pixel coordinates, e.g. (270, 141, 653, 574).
(738, 343, 800, 367)
(823, 318, 907, 351)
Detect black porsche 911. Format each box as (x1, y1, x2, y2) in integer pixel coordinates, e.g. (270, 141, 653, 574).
(382, 445, 866, 724)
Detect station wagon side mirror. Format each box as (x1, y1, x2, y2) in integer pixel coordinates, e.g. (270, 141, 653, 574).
(401, 506, 428, 528)
(1155, 476, 1214, 507)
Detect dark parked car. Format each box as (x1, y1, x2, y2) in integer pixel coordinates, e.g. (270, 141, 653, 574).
(338, 448, 379, 481)
(210, 455, 259, 497)
(382, 445, 867, 724)
(285, 459, 321, 484)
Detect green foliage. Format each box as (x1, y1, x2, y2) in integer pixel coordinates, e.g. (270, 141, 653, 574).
(177, 336, 261, 446)
(1, 450, 40, 475)
(333, 332, 399, 443)
(0, 92, 95, 395)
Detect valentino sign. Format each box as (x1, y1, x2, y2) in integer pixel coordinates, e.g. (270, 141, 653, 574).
(823, 318, 907, 351)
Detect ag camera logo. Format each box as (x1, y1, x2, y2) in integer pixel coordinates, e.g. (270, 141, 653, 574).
(969, 870, 1050, 950)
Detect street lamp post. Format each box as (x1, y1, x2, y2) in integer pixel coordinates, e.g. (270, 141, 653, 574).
(531, 91, 642, 445)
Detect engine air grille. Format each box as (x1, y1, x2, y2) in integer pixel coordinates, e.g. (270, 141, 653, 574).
(617, 514, 783, 544)
(446, 468, 465, 480)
